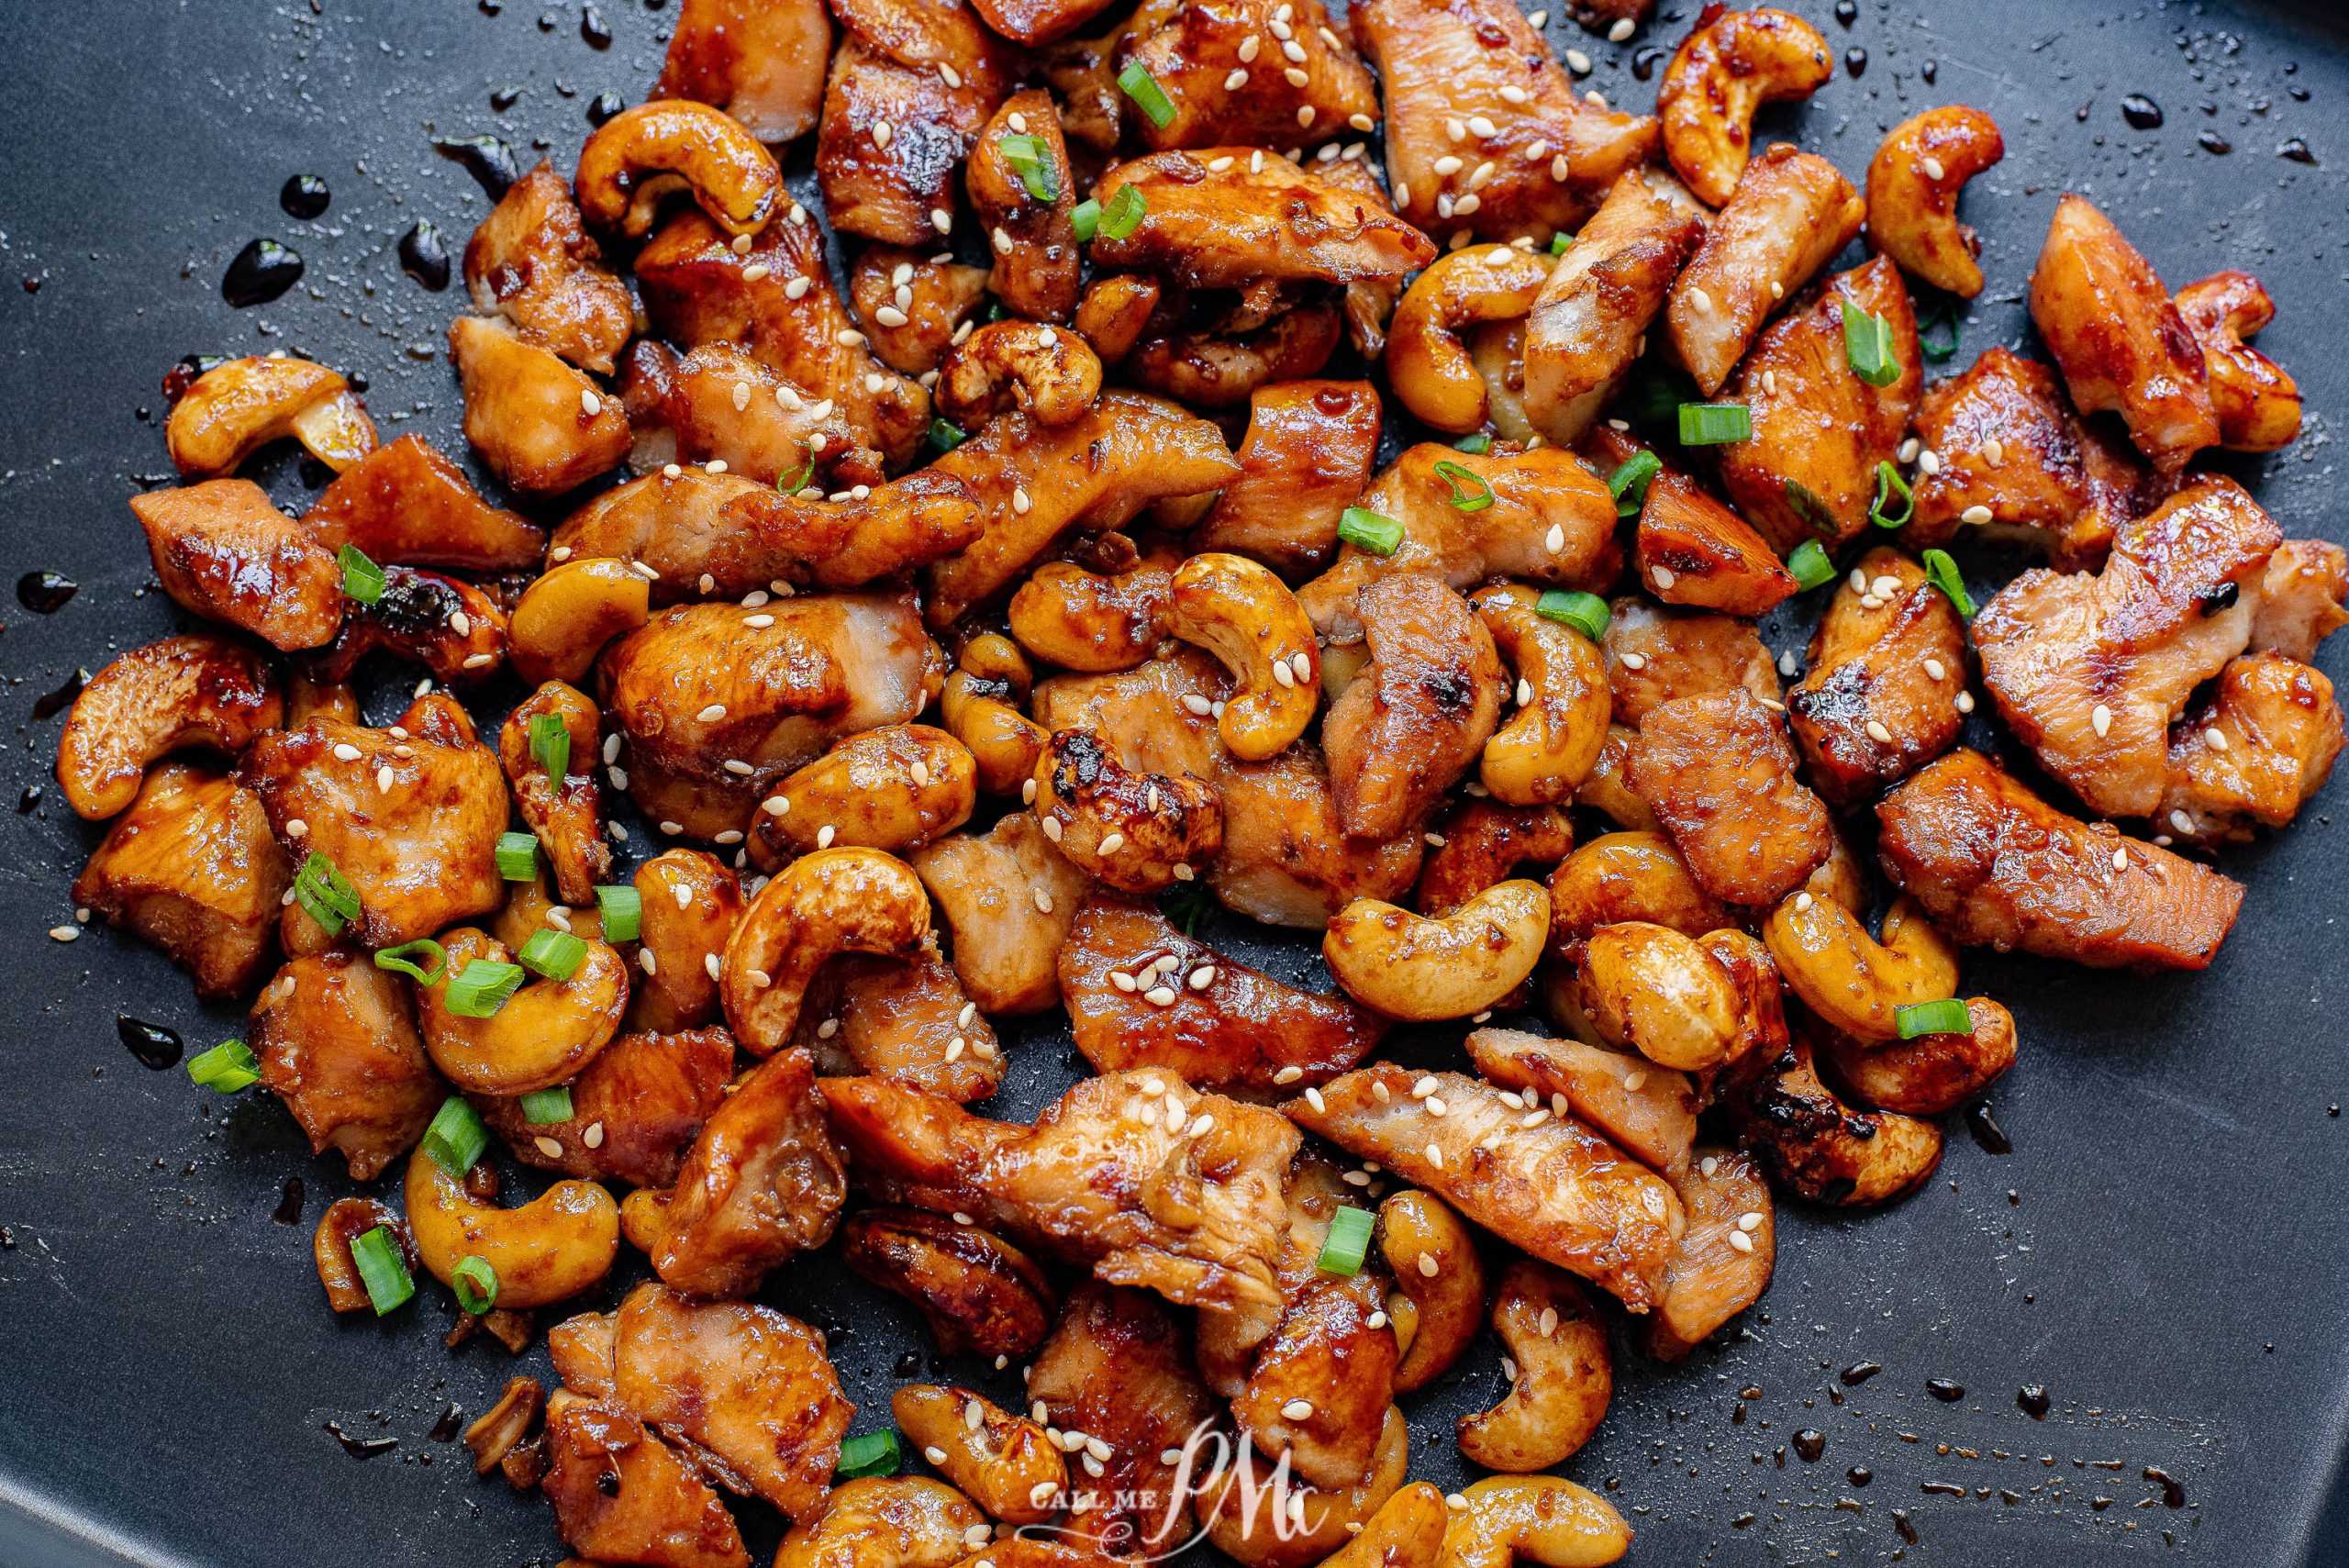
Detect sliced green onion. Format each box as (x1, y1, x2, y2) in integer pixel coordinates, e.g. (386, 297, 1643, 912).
(996, 132, 1061, 203)
(596, 884, 643, 942)
(422, 1095, 492, 1174)
(1783, 478, 1839, 537)
(1337, 506, 1405, 557)
(1550, 232, 1574, 255)
(373, 939, 448, 985)
(294, 850, 361, 938)
(1841, 300, 1902, 388)
(495, 830, 540, 882)
(520, 1086, 575, 1126)
(1097, 183, 1147, 242)
(1116, 61, 1176, 129)
(1315, 1206, 1376, 1275)
(1431, 459, 1495, 512)
(1786, 539, 1837, 591)
(1070, 197, 1102, 244)
(779, 447, 818, 495)
(451, 1254, 499, 1316)
(1453, 433, 1491, 455)
(351, 1226, 414, 1316)
(1919, 299, 1960, 362)
(1677, 403, 1753, 445)
(1536, 589, 1609, 643)
(927, 417, 966, 454)
(338, 544, 386, 606)
(1627, 364, 1697, 433)
(528, 710, 572, 783)
(1920, 548, 1976, 618)
(1895, 998, 1972, 1039)
(186, 1039, 261, 1093)
(1608, 450, 1663, 518)
(518, 927, 587, 983)
(1868, 461, 1915, 530)
(445, 958, 528, 1019)
(836, 1430, 902, 1480)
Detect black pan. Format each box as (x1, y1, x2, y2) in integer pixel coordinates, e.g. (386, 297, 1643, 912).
(2, 1, 2344, 1563)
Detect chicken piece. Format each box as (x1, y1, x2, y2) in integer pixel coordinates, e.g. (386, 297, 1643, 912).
(852, 246, 993, 374)
(2155, 653, 2343, 846)
(1905, 345, 2145, 572)
(1204, 740, 1417, 929)
(624, 851, 745, 1034)
(1656, 6, 1831, 206)
(635, 208, 931, 470)
(659, 342, 881, 487)
(541, 1401, 751, 1568)
(1601, 598, 1780, 727)
(462, 162, 633, 375)
(448, 315, 631, 497)
(484, 1029, 735, 1190)
(128, 480, 342, 651)
(308, 564, 508, 689)
(1666, 145, 1863, 398)
(1876, 749, 2244, 970)
(1355, 0, 1658, 243)
(72, 762, 290, 1000)
(1058, 896, 1386, 1094)
(610, 1281, 852, 1520)
(2250, 539, 2349, 664)
(1417, 799, 1575, 917)
(1287, 1063, 1682, 1311)
(299, 434, 547, 573)
(1976, 475, 2280, 819)
(1190, 381, 1381, 582)
(909, 812, 1092, 1014)
(239, 709, 508, 948)
(823, 1070, 1299, 1316)
(1643, 1147, 1775, 1361)
(1297, 445, 1620, 641)
(1627, 691, 1831, 906)
(921, 391, 1239, 627)
(840, 1207, 1057, 1355)
(1583, 426, 1794, 617)
(1323, 573, 1507, 839)
(2176, 269, 2303, 452)
(1229, 1247, 1394, 1489)
(1030, 644, 1228, 780)
(655, 0, 834, 143)
(794, 946, 1003, 1104)
(1125, 284, 1349, 408)
(1467, 1027, 1698, 1182)
(1521, 171, 1707, 445)
(1006, 545, 1176, 674)
(1712, 257, 1922, 552)
(621, 1048, 847, 1298)
(814, 0, 1017, 248)
(2029, 194, 2217, 473)
(249, 952, 442, 1180)
(1787, 546, 1968, 806)
(1092, 150, 1433, 290)
(1119, 0, 1379, 152)
(498, 683, 610, 906)
(967, 90, 1081, 324)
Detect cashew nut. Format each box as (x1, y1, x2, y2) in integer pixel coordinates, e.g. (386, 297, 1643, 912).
(891, 1385, 1065, 1526)
(510, 557, 651, 686)
(629, 848, 744, 1033)
(775, 1476, 988, 1568)
(720, 847, 931, 1053)
(574, 99, 785, 237)
(752, 725, 977, 866)
(936, 321, 1105, 430)
(1763, 893, 1960, 1044)
(1378, 1189, 1486, 1394)
(1456, 1261, 1610, 1473)
(1820, 995, 2018, 1117)
(1571, 725, 1661, 833)
(415, 927, 629, 1095)
(1698, 928, 1790, 1083)
(167, 354, 377, 477)
(1325, 882, 1550, 1022)
(58, 634, 282, 820)
(1471, 584, 1611, 806)
(2176, 270, 2305, 452)
(1200, 1405, 1409, 1568)
(1168, 552, 1319, 762)
(1008, 550, 1175, 674)
(1438, 1476, 1630, 1568)
(1386, 246, 1554, 434)
(941, 632, 1050, 794)
(1553, 921, 1741, 1073)
(1032, 728, 1221, 894)
(1731, 1040, 1943, 1208)
(1656, 6, 1833, 207)
(1316, 1483, 1449, 1568)
(1865, 105, 2006, 297)
(403, 1153, 620, 1310)
(1545, 831, 1730, 949)
(314, 1196, 410, 1313)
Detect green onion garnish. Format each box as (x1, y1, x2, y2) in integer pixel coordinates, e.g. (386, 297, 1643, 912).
(495, 831, 540, 882)
(451, 1253, 498, 1315)
(421, 1095, 491, 1174)
(1453, 433, 1491, 455)
(996, 132, 1060, 203)
(294, 850, 361, 938)
(1677, 403, 1753, 445)
(1116, 61, 1176, 129)
(1550, 232, 1573, 256)
(1868, 461, 1914, 530)
(1786, 539, 1836, 591)
(351, 1226, 414, 1316)
(1841, 301, 1902, 389)
(1096, 183, 1147, 242)
(1337, 506, 1405, 557)
(1783, 478, 1839, 538)
(338, 544, 386, 606)
(520, 1086, 574, 1126)
(518, 928, 587, 983)
(1314, 1206, 1375, 1275)
(1070, 198, 1101, 244)
(1919, 299, 1960, 362)
(836, 1430, 902, 1480)
(445, 959, 527, 1020)
(1536, 589, 1610, 643)
(528, 711, 571, 783)
(596, 884, 642, 942)
(1431, 460, 1495, 512)
(928, 417, 966, 454)
(779, 447, 818, 495)
(186, 1039, 261, 1093)
(1608, 450, 1662, 518)
(1920, 548, 1975, 618)
(373, 939, 447, 985)
(1895, 998, 1972, 1039)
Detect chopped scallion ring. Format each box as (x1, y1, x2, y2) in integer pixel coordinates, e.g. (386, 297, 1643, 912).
(451, 1254, 499, 1316)
(519, 1086, 574, 1126)
(1783, 478, 1838, 537)
(495, 831, 540, 882)
(1549, 232, 1573, 255)
(1608, 450, 1663, 518)
(294, 850, 361, 938)
(1868, 461, 1915, 529)
(1841, 300, 1903, 388)
(1116, 61, 1176, 129)
(1895, 998, 1973, 1039)
(1920, 548, 1976, 618)
(1786, 539, 1837, 591)
(186, 1039, 261, 1093)
(596, 884, 643, 942)
(1337, 506, 1405, 557)
(1919, 299, 1960, 362)
(1676, 402, 1753, 445)
(421, 1095, 491, 1174)
(996, 132, 1060, 203)
(445, 958, 528, 1020)
(1097, 183, 1147, 242)
(1453, 432, 1491, 455)
(1070, 198, 1101, 243)
(518, 927, 587, 983)
(1431, 459, 1495, 512)
(528, 710, 572, 783)
(338, 544, 385, 606)
(373, 938, 448, 985)
(1315, 1206, 1375, 1275)
(1535, 589, 1609, 643)
(836, 1430, 902, 1480)
(350, 1226, 414, 1316)
(928, 417, 966, 454)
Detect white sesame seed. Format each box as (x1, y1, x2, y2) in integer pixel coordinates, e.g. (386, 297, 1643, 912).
(1280, 1399, 1314, 1420)
(1623, 1071, 1647, 1092)
(1608, 15, 1634, 39)
(1955, 692, 1976, 714)
(581, 388, 603, 417)
(1552, 153, 1571, 182)
(1498, 84, 1528, 105)
(1924, 658, 1947, 681)
(1620, 651, 1647, 671)
(1545, 523, 1565, 551)
(1424, 1141, 1444, 1169)
(49, 924, 78, 942)
(1021, 778, 1038, 805)
(2208, 728, 2232, 753)
(874, 306, 910, 328)
(1297, 106, 1316, 127)
(940, 61, 962, 87)
(1652, 566, 1675, 592)
(1920, 154, 1947, 181)
(1865, 719, 1894, 744)
(1565, 46, 1592, 72)
(376, 765, 395, 793)
(1687, 285, 1713, 313)
(332, 742, 362, 762)
(2170, 809, 2195, 834)
(1898, 437, 1920, 463)
(2113, 846, 2132, 871)
(704, 951, 721, 982)
(639, 949, 659, 976)
(836, 329, 866, 348)
(1033, 889, 1053, 914)
(697, 704, 728, 723)
(1729, 1230, 1755, 1254)
(1918, 449, 1943, 476)
(1795, 891, 1815, 913)
(2091, 704, 2114, 739)
(1012, 487, 1031, 515)
(784, 276, 812, 300)
(1873, 574, 1902, 597)
(1282, 38, 1306, 61)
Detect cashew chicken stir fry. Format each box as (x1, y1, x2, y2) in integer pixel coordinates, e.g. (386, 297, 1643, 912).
(68, 4, 2344, 1564)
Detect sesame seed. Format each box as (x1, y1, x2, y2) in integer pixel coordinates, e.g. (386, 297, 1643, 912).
(1873, 574, 1902, 597)
(1143, 985, 1178, 1006)
(1687, 285, 1713, 313)
(1425, 1141, 1444, 1169)
(1608, 14, 1634, 39)
(1188, 965, 1216, 990)
(1623, 1071, 1646, 1092)
(1620, 651, 1647, 671)
(1222, 68, 1249, 90)
(873, 121, 895, 150)
(1984, 437, 2007, 467)
(1552, 153, 1571, 181)
(332, 742, 362, 762)
(1021, 778, 1038, 805)
(1466, 114, 1498, 139)
(1281, 1399, 1314, 1420)
(583, 1122, 605, 1149)
(1545, 523, 1565, 551)
(2208, 728, 2231, 752)
(659, 819, 682, 835)
(1425, 1096, 1447, 1117)
(1918, 448, 1943, 476)
(1955, 692, 1976, 714)
(1238, 34, 1260, 61)
(1517, 677, 1534, 706)
(1033, 889, 1053, 914)
(836, 328, 866, 348)
(1304, 1086, 1326, 1113)
(940, 62, 962, 87)
(704, 952, 721, 982)
(1920, 154, 1946, 181)
(1898, 437, 1920, 463)
(1273, 1065, 1304, 1085)
(608, 766, 629, 789)
(1350, 113, 1375, 131)
(1924, 658, 1947, 681)
(925, 1445, 950, 1464)
(1433, 154, 1463, 177)
(1013, 487, 1031, 514)
(2091, 704, 2113, 738)
(1282, 38, 1306, 61)
(1729, 1230, 1755, 1254)
(1272, 659, 1296, 689)
(581, 388, 603, 417)
(1040, 817, 1063, 843)
(1865, 719, 1894, 744)
(49, 924, 78, 942)
(744, 614, 775, 629)
(785, 276, 812, 300)
(697, 704, 728, 722)
(1795, 891, 1815, 913)
(1565, 46, 1592, 72)
(1498, 84, 1527, 104)
(2111, 845, 2131, 872)
(816, 825, 836, 850)
(874, 306, 910, 328)
(1297, 106, 1315, 127)
(2170, 809, 2195, 834)
(640, 949, 659, 976)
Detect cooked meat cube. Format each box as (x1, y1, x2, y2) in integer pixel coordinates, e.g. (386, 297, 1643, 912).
(658, 342, 878, 486)
(541, 1401, 751, 1568)
(1209, 738, 1425, 928)
(1322, 573, 1506, 838)
(1626, 691, 1832, 906)
(57, 633, 282, 823)
(1123, 281, 1348, 408)
(129, 480, 343, 651)
(1786, 546, 1968, 806)
(1584, 426, 1794, 617)
(1119, 0, 1379, 152)
(484, 1028, 735, 1190)
(655, 0, 834, 144)
(498, 682, 609, 906)
(909, 811, 1093, 1015)
(2250, 538, 2349, 663)
(840, 1206, 1057, 1356)
(448, 315, 632, 497)
(814, 0, 1016, 247)
(794, 946, 1003, 1104)
(250, 952, 443, 1180)
(1730, 1038, 1943, 1207)
(1190, 379, 1382, 581)
(300, 434, 546, 573)
(1227, 1237, 1393, 1487)
(1092, 150, 1433, 290)
(851, 244, 992, 373)
(1416, 799, 1575, 917)
(1876, 749, 2244, 971)
(1466, 1026, 1698, 1182)
(1975, 475, 2280, 819)
(462, 161, 634, 375)
(1642, 1147, 1774, 1361)
(1602, 598, 1781, 727)
(2155, 653, 2343, 845)
(1030, 645, 1228, 786)
(1522, 172, 1705, 446)
(1666, 145, 1864, 398)
(965, 91, 1080, 324)
(2175, 270, 2303, 452)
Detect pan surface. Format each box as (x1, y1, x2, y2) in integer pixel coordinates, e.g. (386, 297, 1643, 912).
(1, 1, 2345, 1563)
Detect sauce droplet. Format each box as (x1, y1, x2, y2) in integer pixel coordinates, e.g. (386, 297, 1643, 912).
(1925, 1378, 1965, 1403)
(17, 784, 43, 815)
(117, 1017, 184, 1071)
(2121, 94, 2165, 129)
(580, 2, 612, 46)
(588, 91, 626, 126)
(33, 668, 85, 721)
(274, 1176, 306, 1225)
(1832, 0, 1856, 24)
(2279, 137, 2317, 165)
(1847, 1465, 1873, 1486)
(432, 134, 520, 199)
(398, 221, 452, 291)
(429, 1403, 466, 1442)
(2144, 1466, 2187, 1508)
(324, 1420, 399, 1460)
(1631, 45, 1668, 82)
(1793, 1429, 1826, 1462)
(17, 571, 77, 614)
(2017, 1385, 2050, 1418)
(1893, 1508, 1920, 1544)
(1843, 46, 1865, 77)
(2198, 130, 2232, 155)
(1965, 1102, 2011, 1154)
(221, 239, 305, 308)
(1840, 1361, 1883, 1385)
(280, 173, 331, 219)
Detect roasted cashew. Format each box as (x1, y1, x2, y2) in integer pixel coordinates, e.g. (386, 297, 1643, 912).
(941, 632, 1050, 794)
(1763, 893, 1959, 1044)
(1457, 1261, 1610, 1473)
(574, 99, 785, 237)
(2176, 270, 2305, 452)
(1656, 6, 1832, 207)
(509, 557, 651, 686)
(1325, 882, 1549, 1022)
(892, 1385, 1065, 1527)
(720, 847, 931, 1052)
(1168, 552, 1319, 762)
(936, 321, 1105, 430)
(167, 354, 376, 477)
(1438, 1476, 1631, 1568)
(1732, 1040, 1943, 1207)
(629, 848, 743, 1033)
(1471, 584, 1611, 806)
(314, 1196, 410, 1313)
(1386, 246, 1554, 435)
(774, 1476, 988, 1568)
(1200, 1405, 1408, 1568)
(753, 726, 977, 866)
(1008, 552, 1174, 674)
(1545, 831, 1730, 949)
(1378, 1189, 1486, 1394)
(414, 927, 628, 1095)
(59, 634, 281, 820)
(1820, 995, 2017, 1117)
(1074, 272, 1163, 363)
(1031, 728, 1220, 894)
(1865, 105, 2006, 297)
(1571, 725, 1660, 833)
(1317, 1483, 1448, 1568)
(403, 1153, 620, 1310)
(1553, 921, 1740, 1073)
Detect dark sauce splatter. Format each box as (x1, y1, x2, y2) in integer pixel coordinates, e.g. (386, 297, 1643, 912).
(492, 83, 523, 111)
(2279, 137, 2316, 165)
(1832, 0, 1856, 24)
(33, 669, 85, 720)
(162, 353, 232, 405)
(1631, 45, 1668, 82)
(1848, 1465, 1874, 1487)
(1893, 1509, 1920, 1544)
(221, 239, 304, 307)
(279, 173, 331, 219)
(1920, 59, 1937, 84)
(17, 572, 76, 614)
(1841, 1361, 1884, 1385)
(2144, 1467, 2187, 1507)
(1965, 1102, 2011, 1154)
(398, 221, 452, 291)
(17, 784, 43, 815)
(325, 1420, 398, 1460)
(2121, 94, 2165, 129)
(429, 1403, 466, 1442)
(2198, 130, 2232, 154)
(1793, 1429, 1826, 1462)
(580, 3, 612, 45)
(895, 1349, 924, 1377)
(273, 1176, 306, 1225)
(117, 1017, 184, 1071)
(2017, 1385, 2050, 1418)
(588, 91, 627, 126)
(1843, 47, 1865, 77)
(1921, 1480, 1967, 1496)
(1926, 1378, 1965, 1403)
(432, 134, 520, 199)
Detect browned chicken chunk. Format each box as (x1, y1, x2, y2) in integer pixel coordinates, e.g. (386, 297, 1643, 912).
(1602, 598, 1781, 726)
(1119, 0, 1380, 152)
(1584, 426, 1794, 617)
(463, 161, 634, 375)
(1322, 573, 1506, 838)
(250, 952, 443, 1180)
(129, 480, 343, 651)
(2155, 652, 2343, 845)
(815, 0, 1016, 247)
(1666, 145, 1863, 399)
(1191, 380, 1381, 581)
(1209, 739, 1425, 927)
(656, 0, 834, 144)
(484, 1028, 735, 1191)
(498, 682, 610, 906)
(300, 434, 547, 573)
(1787, 546, 1968, 806)
(1093, 150, 1433, 290)
(311, 565, 509, 689)
(541, 1401, 751, 1568)
(2250, 538, 2349, 663)
(74, 762, 289, 999)
(967, 90, 1081, 324)
(852, 245, 994, 374)
(449, 315, 632, 497)
(841, 1206, 1057, 1355)
(2175, 269, 2304, 452)
(1626, 691, 1832, 906)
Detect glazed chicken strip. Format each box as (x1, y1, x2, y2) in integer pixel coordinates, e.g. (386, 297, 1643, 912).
(1521, 171, 1706, 446)
(1091, 150, 1434, 290)
(1323, 573, 1507, 839)
(967, 89, 1081, 324)
(1467, 1027, 1698, 1183)
(1287, 1063, 1683, 1312)
(2175, 269, 2304, 453)
(129, 479, 343, 652)
(449, 314, 633, 497)
(657, 342, 882, 486)
(300, 434, 547, 573)
(249, 952, 443, 1180)
(499, 682, 611, 906)
(1190, 379, 1383, 581)
(1119, 0, 1379, 152)
(840, 1207, 1057, 1355)
(815, 0, 1017, 247)
(1209, 738, 1426, 928)
(462, 161, 634, 375)
(1787, 546, 1968, 806)
(1666, 144, 1863, 398)
(656, 0, 834, 144)
(541, 1402, 750, 1568)
(823, 1069, 1299, 1318)
(1583, 426, 1794, 617)
(852, 245, 993, 373)
(1626, 690, 1833, 906)
(483, 1028, 734, 1191)
(2154, 652, 2343, 846)
(1876, 749, 2244, 971)
(1602, 597, 1782, 727)
(2250, 538, 2349, 664)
